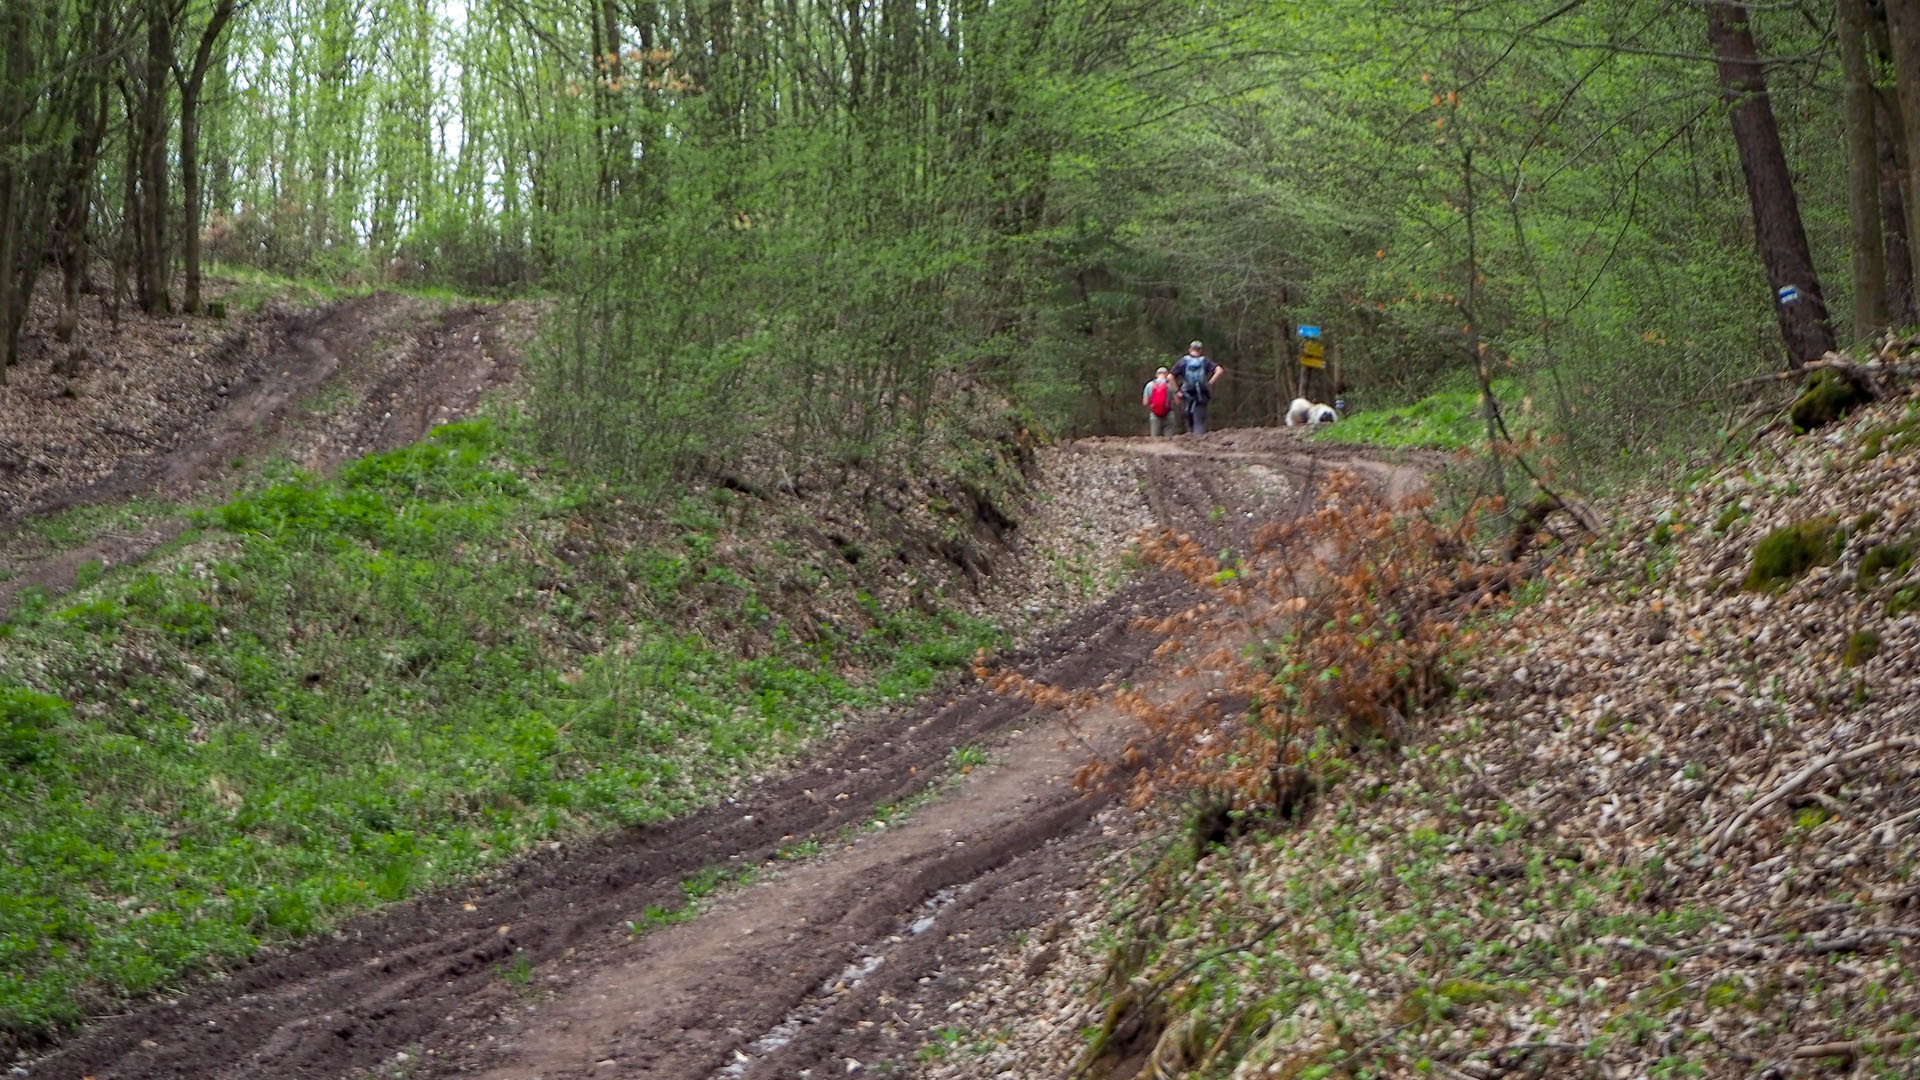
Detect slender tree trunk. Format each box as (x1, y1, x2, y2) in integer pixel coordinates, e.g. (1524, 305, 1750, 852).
(115, 78, 140, 330)
(180, 106, 205, 312)
(1705, 1, 1837, 368)
(1840, 0, 1888, 336)
(54, 76, 110, 377)
(176, 0, 238, 315)
(1886, 0, 1920, 303)
(137, 0, 174, 315)
(1462, 147, 1506, 505)
(0, 1, 35, 379)
(1880, 92, 1919, 324)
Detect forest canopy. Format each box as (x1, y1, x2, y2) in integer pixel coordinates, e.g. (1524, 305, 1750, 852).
(6, 0, 1919, 482)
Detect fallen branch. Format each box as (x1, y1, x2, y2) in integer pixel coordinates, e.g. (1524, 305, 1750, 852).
(1851, 804, 1920, 850)
(1708, 737, 1920, 856)
(1601, 925, 1920, 961)
(1443, 1039, 1584, 1064)
(1790, 1040, 1860, 1060)
(1805, 926, 1920, 954)
(1505, 491, 1604, 562)
(93, 421, 167, 449)
(1728, 354, 1920, 393)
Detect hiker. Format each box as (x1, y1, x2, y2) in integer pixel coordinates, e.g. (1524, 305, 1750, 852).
(1174, 340, 1224, 436)
(1142, 366, 1179, 437)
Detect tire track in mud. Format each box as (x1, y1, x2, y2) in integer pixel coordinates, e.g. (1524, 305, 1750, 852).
(22, 428, 1417, 1080)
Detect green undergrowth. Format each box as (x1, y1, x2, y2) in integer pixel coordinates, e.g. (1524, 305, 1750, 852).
(205, 261, 493, 315)
(2, 498, 175, 564)
(1316, 375, 1529, 451)
(0, 418, 1001, 1053)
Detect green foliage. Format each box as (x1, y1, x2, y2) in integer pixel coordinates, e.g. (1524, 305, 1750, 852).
(1858, 408, 1920, 461)
(1889, 587, 1920, 618)
(1321, 377, 1526, 451)
(0, 688, 69, 770)
(0, 418, 1001, 1052)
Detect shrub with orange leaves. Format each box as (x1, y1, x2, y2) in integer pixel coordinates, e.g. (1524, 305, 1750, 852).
(1000, 472, 1496, 818)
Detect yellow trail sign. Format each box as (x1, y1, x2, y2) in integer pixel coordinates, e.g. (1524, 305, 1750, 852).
(1300, 340, 1325, 369)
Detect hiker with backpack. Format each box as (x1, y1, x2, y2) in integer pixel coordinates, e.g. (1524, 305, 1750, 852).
(1142, 366, 1179, 436)
(1175, 340, 1224, 436)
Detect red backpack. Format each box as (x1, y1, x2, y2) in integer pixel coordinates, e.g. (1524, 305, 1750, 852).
(1148, 379, 1173, 416)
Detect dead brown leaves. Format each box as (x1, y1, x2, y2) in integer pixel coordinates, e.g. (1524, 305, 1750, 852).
(982, 472, 1510, 816)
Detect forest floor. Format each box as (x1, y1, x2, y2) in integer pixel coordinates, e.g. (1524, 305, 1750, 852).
(6, 287, 1431, 1080)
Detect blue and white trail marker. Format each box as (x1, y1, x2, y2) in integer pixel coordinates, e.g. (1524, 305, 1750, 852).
(1777, 285, 1802, 305)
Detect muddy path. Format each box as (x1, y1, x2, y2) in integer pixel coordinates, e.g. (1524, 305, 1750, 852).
(21, 428, 1420, 1080)
(0, 293, 530, 609)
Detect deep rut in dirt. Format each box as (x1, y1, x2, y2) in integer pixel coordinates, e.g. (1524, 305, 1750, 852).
(21, 428, 1419, 1080)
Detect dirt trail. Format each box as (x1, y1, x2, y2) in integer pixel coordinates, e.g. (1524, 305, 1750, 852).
(20, 421, 1418, 1080)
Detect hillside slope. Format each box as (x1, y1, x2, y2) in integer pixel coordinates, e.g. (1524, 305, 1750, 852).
(13, 428, 1399, 1080)
(919, 396, 1920, 1079)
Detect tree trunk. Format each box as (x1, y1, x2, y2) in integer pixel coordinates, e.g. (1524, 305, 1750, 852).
(176, 0, 238, 315)
(1885, 0, 1920, 304)
(137, 0, 173, 315)
(180, 105, 205, 313)
(1880, 91, 1918, 324)
(54, 77, 110, 377)
(115, 78, 140, 331)
(0, 1, 36, 379)
(1705, 2, 1837, 368)
(1840, 0, 1887, 337)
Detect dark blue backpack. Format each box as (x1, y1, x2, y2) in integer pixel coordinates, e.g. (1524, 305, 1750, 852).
(1181, 354, 1210, 399)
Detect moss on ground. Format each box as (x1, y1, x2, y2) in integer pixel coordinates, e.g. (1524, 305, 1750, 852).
(1856, 541, 1915, 590)
(1743, 518, 1839, 592)
(1842, 629, 1882, 667)
(1857, 406, 1920, 461)
(1790, 369, 1872, 432)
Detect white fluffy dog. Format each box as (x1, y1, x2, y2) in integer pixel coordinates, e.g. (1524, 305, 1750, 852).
(1285, 398, 1340, 427)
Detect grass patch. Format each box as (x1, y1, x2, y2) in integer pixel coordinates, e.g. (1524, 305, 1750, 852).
(4, 497, 174, 560)
(0, 418, 1003, 1053)
(204, 261, 483, 315)
(1857, 541, 1915, 590)
(1315, 376, 1528, 451)
(1842, 629, 1882, 668)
